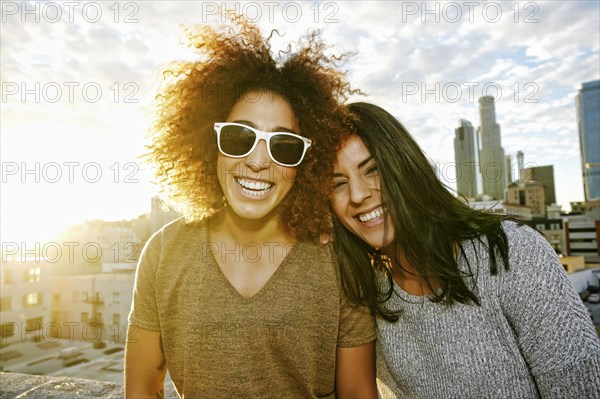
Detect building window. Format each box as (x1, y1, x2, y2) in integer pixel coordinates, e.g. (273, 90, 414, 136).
(82, 291, 89, 302)
(87, 292, 105, 304)
(536, 224, 545, 231)
(23, 292, 42, 307)
(53, 294, 60, 303)
(1, 322, 16, 338)
(73, 292, 79, 302)
(112, 313, 121, 326)
(550, 223, 561, 230)
(25, 317, 43, 332)
(3, 270, 13, 285)
(52, 311, 60, 324)
(518, 190, 526, 205)
(0, 297, 11, 312)
(81, 312, 89, 323)
(24, 267, 41, 283)
(113, 292, 120, 303)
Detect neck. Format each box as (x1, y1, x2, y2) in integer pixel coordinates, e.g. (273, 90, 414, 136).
(384, 247, 434, 296)
(209, 207, 294, 245)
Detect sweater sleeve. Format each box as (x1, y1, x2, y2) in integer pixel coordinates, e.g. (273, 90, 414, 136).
(498, 223, 600, 397)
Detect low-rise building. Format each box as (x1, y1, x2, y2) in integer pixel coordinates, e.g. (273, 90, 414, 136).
(51, 271, 135, 344)
(1, 260, 53, 344)
(506, 180, 546, 218)
(564, 219, 600, 265)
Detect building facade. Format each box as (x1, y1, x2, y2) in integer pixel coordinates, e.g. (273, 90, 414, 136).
(577, 80, 600, 201)
(563, 204, 600, 265)
(506, 180, 546, 219)
(51, 271, 135, 343)
(1, 261, 52, 344)
(523, 165, 557, 206)
(564, 218, 600, 265)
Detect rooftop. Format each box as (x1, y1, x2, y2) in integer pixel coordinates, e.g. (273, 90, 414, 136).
(0, 372, 179, 398)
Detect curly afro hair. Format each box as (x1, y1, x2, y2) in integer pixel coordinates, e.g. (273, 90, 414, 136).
(146, 17, 357, 240)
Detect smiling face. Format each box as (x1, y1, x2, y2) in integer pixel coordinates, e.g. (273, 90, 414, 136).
(330, 135, 394, 248)
(217, 91, 299, 221)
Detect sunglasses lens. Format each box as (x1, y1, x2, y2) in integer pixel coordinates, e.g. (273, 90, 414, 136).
(270, 135, 305, 166)
(219, 125, 256, 156)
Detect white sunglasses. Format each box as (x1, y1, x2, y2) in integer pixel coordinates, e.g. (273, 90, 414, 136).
(214, 122, 312, 167)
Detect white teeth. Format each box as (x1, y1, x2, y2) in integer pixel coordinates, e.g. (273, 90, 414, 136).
(357, 207, 385, 222)
(235, 178, 273, 196)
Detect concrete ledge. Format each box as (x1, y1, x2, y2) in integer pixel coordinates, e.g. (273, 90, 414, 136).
(0, 372, 179, 398)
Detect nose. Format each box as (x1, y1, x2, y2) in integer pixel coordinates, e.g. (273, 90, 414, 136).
(244, 139, 270, 173)
(349, 177, 372, 205)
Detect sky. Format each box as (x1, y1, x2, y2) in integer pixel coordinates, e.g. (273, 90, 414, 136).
(1, 0, 599, 244)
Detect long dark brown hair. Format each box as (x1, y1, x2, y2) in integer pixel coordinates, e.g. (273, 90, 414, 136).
(333, 102, 519, 322)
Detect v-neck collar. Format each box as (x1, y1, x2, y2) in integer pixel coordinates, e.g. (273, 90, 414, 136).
(201, 224, 299, 303)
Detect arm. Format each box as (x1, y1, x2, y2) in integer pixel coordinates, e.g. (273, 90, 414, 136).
(499, 224, 600, 397)
(336, 342, 378, 399)
(124, 326, 167, 398)
(125, 231, 166, 398)
(331, 239, 378, 398)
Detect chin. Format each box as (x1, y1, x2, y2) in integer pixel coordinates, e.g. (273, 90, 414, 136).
(228, 202, 277, 220)
(360, 231, 394, 250)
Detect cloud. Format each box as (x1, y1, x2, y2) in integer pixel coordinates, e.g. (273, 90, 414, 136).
(1, 0, 598, 237)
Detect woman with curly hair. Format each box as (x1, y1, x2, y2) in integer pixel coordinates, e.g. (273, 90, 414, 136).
(329, 102, 600, 398)
(124, 19, 377, 398)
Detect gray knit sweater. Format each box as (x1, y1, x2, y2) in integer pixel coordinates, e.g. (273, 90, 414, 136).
(376, 222, 600, 398)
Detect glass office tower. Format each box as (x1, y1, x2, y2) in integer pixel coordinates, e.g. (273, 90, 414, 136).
(576, 80, 600, 201)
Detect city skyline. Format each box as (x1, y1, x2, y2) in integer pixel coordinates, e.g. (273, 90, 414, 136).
(2, 1, 599, 244)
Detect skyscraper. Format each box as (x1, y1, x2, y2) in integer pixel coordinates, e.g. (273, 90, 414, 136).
(576, 80, 600, 201)
(454, 119, 477, 198)
(505, 155, 513, 185)
(516, 151, 524, 182)
(477, 96, 506, 200)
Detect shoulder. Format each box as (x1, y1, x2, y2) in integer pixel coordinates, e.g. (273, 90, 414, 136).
(500, 220, 555, 261)
(460, 220, 559, 281)
(460, 221, 543, 264)
(291, 240, 336, 264)
(141, 216, 206, 260)
(285, 241, 340, 288)
(158, 215, 204, 241)
(501, 220, 540, 241)
(495, 221, 567, 287)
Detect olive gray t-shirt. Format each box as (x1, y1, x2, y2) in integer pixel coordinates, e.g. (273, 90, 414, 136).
(129, 218, 376, 398)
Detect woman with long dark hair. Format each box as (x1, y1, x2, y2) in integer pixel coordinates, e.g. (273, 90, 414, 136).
(329, 102, 600, 398)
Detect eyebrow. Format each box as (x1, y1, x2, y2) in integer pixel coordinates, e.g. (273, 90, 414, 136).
(233, 120, 297, 134)
(332, 156, 374, 178)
